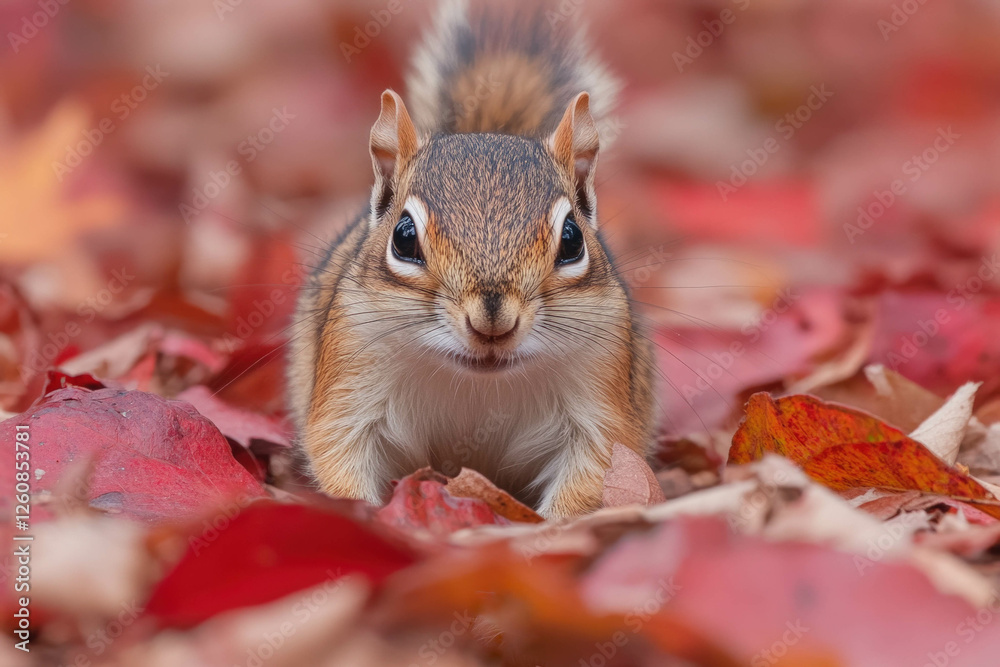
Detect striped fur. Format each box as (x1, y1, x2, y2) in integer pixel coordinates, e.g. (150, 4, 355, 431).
(288, 0, 653, 518)
(407, 0, 621, 139)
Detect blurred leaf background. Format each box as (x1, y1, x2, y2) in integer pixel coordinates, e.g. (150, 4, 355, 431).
(2, 0, 1000, 432)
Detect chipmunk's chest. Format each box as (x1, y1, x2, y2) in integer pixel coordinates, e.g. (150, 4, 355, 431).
(378, 362, 593, 501)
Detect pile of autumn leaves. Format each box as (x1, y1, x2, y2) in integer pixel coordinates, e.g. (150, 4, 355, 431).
(5, 362, 1000, 666)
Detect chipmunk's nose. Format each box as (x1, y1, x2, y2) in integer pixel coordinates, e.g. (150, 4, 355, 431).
(465, 292, 520, 344)
(466, 314, 519, 344)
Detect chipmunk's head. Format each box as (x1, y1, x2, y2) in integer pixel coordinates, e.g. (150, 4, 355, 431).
(360, 89, 624, 374)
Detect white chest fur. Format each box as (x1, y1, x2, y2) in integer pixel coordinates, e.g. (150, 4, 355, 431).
(370, 355, 609, 505)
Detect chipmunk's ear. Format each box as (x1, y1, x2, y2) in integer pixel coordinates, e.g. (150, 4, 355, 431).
(370, 90, 419, 222)
(548, 92, 601, 226)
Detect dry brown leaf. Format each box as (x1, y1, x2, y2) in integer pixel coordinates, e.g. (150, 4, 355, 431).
(909, 381, 980, 465)
(958, 421, 1000, 473)
(854, 490, 923, 520)
(602, 442, 666, 508)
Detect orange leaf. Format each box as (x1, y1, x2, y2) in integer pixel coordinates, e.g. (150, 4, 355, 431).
(802, 440, 992, 499)
(729, 392, 1000, 518)
(729, 393, 909, 464)
(379, 542, 742, 666)
(0, 102, 125, 263)
(445, 468, 543, 524)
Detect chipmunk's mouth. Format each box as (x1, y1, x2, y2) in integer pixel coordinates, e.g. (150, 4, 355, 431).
(448, 351, 522, 373)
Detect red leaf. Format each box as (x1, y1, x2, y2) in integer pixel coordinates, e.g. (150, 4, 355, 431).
(176, 385, 291, 449)
(652, 287, 849, 437)
(206, 341, 288, 413)
(144, 502, 417, 628)
(0, 387, 266, 522)
(870, 291, 1000, 398)
(41, 369, 107, 396)
(230, 446, 268, 483)
(158, 330, 226, 374)
(376, 468, 510, 536)
(656, 181, 822, 248)
(582, 517, 1000, 666)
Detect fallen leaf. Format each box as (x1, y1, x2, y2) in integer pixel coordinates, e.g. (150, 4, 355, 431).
(376, 468, 511, 537)
(0, 102, 125, 263)
(958, 421, 1000, 473)
(379, 539, 742, 666)
(975, 397, 1000, 425)
(0, 387, 266, 522)
(57, 323, 160, 380)
(176, 384, 290, 449)
(869, 291, 1000, 398)
(729, 393, 1000, 517)
(656, 467, 696, 499)
(157, 330, 227, 374)
(679, 455, 974, 600)
(785, 305, 874, 395)
(652, 287, 847, 437)
(32, 515, 152, 618)
(654, 436, 723, 474)
(915, 523, 1000, 558)
(125, 578, 374, 667)
(206, 340, 288, 414)
(924, 497, 1000, 526)
(602, 442, 667, 507)
(444, 468, 543, 524)
(815, 364, 946, 433)
(909, 381, 980, 465)
(729, 393, 910, 464)
(802, 440, 991, 499)
(40, 369, 108, 396)
(855, 490, 923, 520)
(144, 502, 416, 628)
(581, 516, 1000, 666)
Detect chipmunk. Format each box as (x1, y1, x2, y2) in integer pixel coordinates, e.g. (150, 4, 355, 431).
(287, 0, 655, 518)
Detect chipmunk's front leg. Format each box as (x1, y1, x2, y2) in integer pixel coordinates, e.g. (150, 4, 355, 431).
(302, 419, 390, 505)
(536, 438, 613, 519)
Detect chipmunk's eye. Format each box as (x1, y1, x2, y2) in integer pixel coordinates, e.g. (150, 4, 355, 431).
(392, 212, 423, 264)
(557, 214, 585, 265)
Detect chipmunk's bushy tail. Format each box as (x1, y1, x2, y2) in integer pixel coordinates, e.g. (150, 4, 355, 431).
(406, 0, 620, 139)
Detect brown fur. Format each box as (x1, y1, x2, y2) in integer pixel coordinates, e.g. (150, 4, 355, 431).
(408, 0, 621, 139)
(287, 1, 653, 517)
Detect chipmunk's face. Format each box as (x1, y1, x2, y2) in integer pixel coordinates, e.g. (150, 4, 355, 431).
(364, 91, 619, 374)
